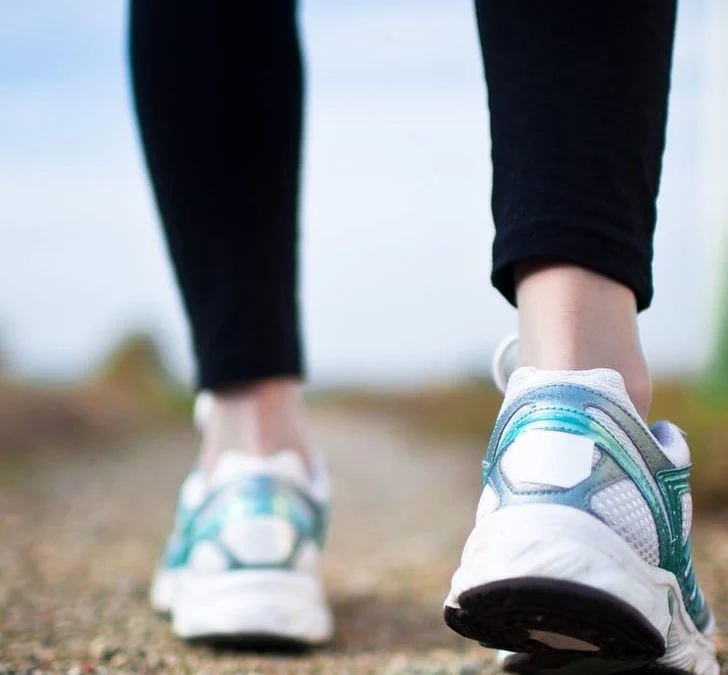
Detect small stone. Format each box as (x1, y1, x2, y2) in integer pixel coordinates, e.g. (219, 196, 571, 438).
(384, 662, 449, 675)
(459, 662, 484, 675)
(109, 653, 128, 669)
(88, 638, 119, 663)
(144, 653, 164, 670)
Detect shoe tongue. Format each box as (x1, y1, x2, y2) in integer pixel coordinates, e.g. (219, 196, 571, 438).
(504, 367, 631, 407)
(208, 449, 311, 491)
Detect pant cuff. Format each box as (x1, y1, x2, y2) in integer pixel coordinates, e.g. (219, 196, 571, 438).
(492, 223, 653, 311)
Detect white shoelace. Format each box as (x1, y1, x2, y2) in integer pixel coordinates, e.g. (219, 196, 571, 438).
(491, 333, 519, 394)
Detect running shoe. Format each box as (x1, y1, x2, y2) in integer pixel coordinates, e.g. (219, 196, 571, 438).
(444, 341, 719, 675)
(150, 395, 333, 647)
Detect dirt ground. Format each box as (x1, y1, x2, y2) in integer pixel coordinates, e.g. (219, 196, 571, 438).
(1, 407, 726, 674)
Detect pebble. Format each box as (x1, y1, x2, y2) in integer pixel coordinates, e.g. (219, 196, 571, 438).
(384, 659, 485, 675)
(459, 662, 485, 675)
(87, 639, 118, 663)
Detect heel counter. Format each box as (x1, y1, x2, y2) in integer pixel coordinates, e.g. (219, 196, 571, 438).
(188, 476, 324, 573)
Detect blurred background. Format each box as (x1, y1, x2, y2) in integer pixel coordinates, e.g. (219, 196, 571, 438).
(1, 0, 728, 489)
(1, 0, 727, 387)
(1, 2, 728, 671)
(2, 0, 728, 491)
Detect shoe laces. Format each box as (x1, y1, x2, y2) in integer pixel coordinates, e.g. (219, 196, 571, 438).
(491, 333, 519, 394)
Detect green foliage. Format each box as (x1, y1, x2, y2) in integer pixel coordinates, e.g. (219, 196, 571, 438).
(702, 245, 728, 400)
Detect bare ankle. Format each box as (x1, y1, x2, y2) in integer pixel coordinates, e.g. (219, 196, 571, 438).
(200, 378, 311, 476)
(515, 261, 652, 419)
(625, 372, 652, 421)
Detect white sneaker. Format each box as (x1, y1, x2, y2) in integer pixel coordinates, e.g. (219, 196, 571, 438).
(150, 396, 332, 647)
(444, 358, 719, 675)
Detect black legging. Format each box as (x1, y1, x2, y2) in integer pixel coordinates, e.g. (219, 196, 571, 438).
(129, 1, 677, 390)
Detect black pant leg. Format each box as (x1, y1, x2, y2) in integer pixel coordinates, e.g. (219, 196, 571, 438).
(476, 0, 677, 310)
(129, 1, 304, 389)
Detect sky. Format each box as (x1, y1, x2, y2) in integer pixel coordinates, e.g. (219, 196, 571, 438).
(1, 1, 727, 386)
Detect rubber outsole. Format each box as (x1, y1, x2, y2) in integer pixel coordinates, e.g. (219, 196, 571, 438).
(444, 577, 666, 661)
(155, 608, 314, 652)
(185, 633, 315, 653)
(154, 567, 333, 648)
(500, 651, 693, 675)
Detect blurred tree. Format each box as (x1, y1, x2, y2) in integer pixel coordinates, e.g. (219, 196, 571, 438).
(0, 329, 7, 374)
(91, 332, 191, 416)
(707, 263, 728, 395)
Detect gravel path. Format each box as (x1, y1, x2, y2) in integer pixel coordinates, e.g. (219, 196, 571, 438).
(1, 407, 725, 674)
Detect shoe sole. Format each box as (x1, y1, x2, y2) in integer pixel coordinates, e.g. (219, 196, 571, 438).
(186, 633, 315, 652)
(498, 650, 694, 675)
(445, 577, 665, 659)
(152, 568, 333, 647)
(444, 504, 718, 675)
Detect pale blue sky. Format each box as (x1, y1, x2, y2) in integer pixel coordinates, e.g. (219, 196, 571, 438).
(1, 1, 727, 385)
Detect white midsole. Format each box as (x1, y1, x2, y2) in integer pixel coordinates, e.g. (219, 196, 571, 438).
(151, 568, 333, 645)
(445, 504, 718, 675)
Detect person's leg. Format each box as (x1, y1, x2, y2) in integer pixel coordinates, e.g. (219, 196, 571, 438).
(131, 2, 333, 646)
(479, 0, 676, 418)
(446, 3, 719, 673)
(129, 0, 310, 471)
